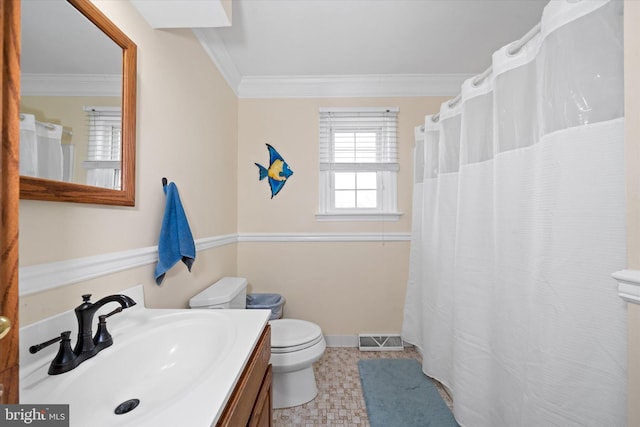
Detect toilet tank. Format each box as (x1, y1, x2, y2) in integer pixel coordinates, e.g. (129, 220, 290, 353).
(189, 277, 247, 309)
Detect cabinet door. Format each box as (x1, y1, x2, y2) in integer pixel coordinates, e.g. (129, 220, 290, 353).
(217, 326, 271, 426)
(248, 367, 272, 427)
(0, 0, 21, 404)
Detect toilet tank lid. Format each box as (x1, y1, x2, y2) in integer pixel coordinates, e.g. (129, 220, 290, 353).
(189, 277, 247, 308)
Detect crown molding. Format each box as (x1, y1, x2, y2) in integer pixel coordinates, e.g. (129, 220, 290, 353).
(236, 73, 472, 99)
(21, 73, 121, 97)
(192, 28, 243, 92)
(191, 30, 470, 99)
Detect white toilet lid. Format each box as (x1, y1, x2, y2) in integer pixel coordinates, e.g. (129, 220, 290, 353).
(270, 319, 323, 353)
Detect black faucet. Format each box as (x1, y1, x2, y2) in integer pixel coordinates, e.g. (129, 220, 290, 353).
(30, 293, 136, 375)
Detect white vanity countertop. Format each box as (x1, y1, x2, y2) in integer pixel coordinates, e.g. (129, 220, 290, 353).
(20, 286, 271, 427)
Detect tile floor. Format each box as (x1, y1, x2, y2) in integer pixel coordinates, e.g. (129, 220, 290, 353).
(272, 346, 452, 426)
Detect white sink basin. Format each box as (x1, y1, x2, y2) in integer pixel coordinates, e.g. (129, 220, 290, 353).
(21, 307, 270, 427)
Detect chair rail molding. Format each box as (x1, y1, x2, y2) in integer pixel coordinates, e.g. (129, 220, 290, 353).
(612, 269, 640, 304)
(237, 232, 410, 242)
(20, 232, 411, 295)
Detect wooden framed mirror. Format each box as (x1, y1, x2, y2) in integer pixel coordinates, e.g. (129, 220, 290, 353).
(19, 0, 136, 206)
(1, 0, 21, 403)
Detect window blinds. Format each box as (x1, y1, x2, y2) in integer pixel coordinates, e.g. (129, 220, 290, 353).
(85, 107, 121, 164)
(319, 107, 399, 171)
(82, 106, 122, 189)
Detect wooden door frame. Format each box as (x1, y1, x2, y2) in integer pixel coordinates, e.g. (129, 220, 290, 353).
(0, 0, 21, 403)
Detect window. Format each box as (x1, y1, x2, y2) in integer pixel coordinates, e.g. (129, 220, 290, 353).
(82, 106, 122, 190)
(318, 107, 401, 221)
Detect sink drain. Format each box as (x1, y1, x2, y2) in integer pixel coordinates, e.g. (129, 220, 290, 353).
(114, 399, 140, 415)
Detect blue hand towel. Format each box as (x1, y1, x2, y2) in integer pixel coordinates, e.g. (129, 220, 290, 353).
(155, 182, 196, 285)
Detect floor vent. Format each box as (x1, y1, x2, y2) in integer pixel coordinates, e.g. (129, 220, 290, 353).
(358, 334, 404, 352)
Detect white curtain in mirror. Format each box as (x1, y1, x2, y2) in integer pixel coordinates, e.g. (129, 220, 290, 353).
(19, 114, 38, 177)
(19, 113, 65, 181)
(61, 144, 75, 183)
(402, 1, 625, 426)
(35, 120, 64, 181)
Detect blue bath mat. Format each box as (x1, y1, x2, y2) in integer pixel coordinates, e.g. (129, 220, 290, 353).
(358, 359, 459, 427)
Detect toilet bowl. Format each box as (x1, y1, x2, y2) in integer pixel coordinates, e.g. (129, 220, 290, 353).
(270, 318, 327, 408)
(189, 277, 326, 409)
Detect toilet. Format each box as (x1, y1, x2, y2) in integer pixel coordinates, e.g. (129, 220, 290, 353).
(189, 277, 326, 409)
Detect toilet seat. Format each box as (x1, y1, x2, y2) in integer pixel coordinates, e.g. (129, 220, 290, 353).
(187, 277, 327, 409)
(270, 319, 323, 353)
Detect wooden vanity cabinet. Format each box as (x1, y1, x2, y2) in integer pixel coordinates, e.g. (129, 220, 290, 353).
(217, 324, 272, 427)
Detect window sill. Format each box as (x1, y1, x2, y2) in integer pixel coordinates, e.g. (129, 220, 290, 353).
(315, 212, 403, 222)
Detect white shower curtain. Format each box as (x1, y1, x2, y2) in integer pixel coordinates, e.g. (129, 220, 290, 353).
(19, 114, 39, 177)
(402, 1, 626, 426)
(19, 113, 64, 181)
(35, 120, 64, 181)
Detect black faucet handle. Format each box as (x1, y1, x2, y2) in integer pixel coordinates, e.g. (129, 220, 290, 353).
(81, 294, 92, 302)
(93, 316, 115, 348)
(101, 307, 123, 319)
(48, 331, 77, 375)
(30, 331, 72, 354)
(94, 306, 126, 345)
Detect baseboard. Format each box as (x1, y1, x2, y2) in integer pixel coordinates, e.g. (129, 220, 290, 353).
(324, 335, 359, 347)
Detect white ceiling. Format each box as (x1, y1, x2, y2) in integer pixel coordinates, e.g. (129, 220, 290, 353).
(194, 0, 550, 97)
(22, 0, 122, 75)
(21, 0, 550, 98)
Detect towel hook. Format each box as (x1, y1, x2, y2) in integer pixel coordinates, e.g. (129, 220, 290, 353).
(161, 177, 168, 187)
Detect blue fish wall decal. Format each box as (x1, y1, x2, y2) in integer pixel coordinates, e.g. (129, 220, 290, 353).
(255, 144, 293, 198)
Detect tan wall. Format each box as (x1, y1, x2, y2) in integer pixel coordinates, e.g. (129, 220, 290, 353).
(237, 97, 446, 335)
(625, 2, 640, 425)
(15, 0, 637, 422)
(17, 1, 447, 338)
(19, 0, 239, 324)
(239, 241, 410, 336)
(238, 97, 445, 233)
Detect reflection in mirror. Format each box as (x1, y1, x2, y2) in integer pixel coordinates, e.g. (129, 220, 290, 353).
(19, 0, 137, 206)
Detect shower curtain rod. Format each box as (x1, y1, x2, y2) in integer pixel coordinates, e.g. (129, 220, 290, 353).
(19, 113, 73, 136)
(37, 121, 73, 137)
(422, 22, 542, 129)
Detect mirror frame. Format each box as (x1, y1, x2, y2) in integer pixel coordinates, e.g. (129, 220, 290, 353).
(19, 0, 137, 206)
(1, 0, 22, 402)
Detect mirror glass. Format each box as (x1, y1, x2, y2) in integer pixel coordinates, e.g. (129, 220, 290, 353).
(19, 0, 137, 206)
